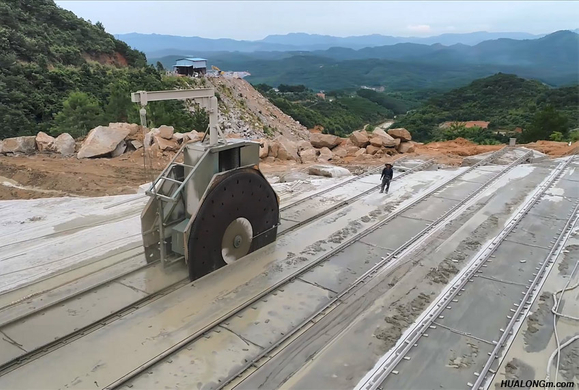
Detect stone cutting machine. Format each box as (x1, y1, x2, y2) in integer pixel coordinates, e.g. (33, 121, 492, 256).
(131, 88, 280, 281)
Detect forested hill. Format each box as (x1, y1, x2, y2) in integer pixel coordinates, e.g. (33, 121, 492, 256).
(0, 0, 200, 139)
(1, 0, 145, 67)
(393, 74, 579, 142)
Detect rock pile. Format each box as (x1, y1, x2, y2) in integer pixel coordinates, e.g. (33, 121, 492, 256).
(259, 128, 415, 164)
(0, 122, 203, 159)
(0, 123, 415, 164)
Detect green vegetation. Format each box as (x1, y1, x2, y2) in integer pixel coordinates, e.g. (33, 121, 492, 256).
(1, 0, 204, 139)
(355, 89, 420, 115)
(392, 74, 579, 142)
(51, 91, 105, 138)
(261, 86, 393, 137)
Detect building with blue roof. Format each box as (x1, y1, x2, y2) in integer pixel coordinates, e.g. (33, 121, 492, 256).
(173, 57, 207, 77)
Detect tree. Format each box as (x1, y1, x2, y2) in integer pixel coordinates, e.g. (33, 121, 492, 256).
(51, 91, 104, 137)
(521, 105, 569, 143)
(104, 79, 134, 122)
(156, 61, 165, 72)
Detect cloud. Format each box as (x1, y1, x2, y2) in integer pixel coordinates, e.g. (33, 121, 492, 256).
(407, 24, 431, 33)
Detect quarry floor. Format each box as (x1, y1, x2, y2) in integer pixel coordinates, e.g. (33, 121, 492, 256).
(0, 147, 578, 390)
(0, 139, 576, 201)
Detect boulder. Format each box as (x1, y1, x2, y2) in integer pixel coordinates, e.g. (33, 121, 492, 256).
(2, 136, 36, 154)
(54, 133, 75, 156)
(130, 140, 143, 150)
(154, 125, 174, 140)
(173, 133, 187, 141)
(259, 140, 269, 159)
(111, 140, 127, 157)
(397, 141, 415, 154)
(299, 148, 318, 163)
(349, 131, 370, 148)
(36, 132, 56, 152)
(154, 135, 179, 151)
(308, 165, 352, 178)
(366, 145, 381, 155)
(0, 141, 3, 154)
(297, 140, 314, 151)
(185, 130, 203, 143)
(275, 136, 299, 161)
(388, 128, 412, 142)
(370, 137, 383, 147)
(371, 128, 399, 148)
(143, 130, 154, 148)
(77, 126, 131, 159)
(310, 133, 341, 149)
(354, 148, 367, 157)
(332, 146, 348, 158)
(109, 122, 140, 137)
(317, 147, 333, 162)
(346, 145, 360, 156)
(356, 153, 374, 162)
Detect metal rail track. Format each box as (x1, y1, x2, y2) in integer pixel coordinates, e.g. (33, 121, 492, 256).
(279, 156, 412, 213)
(0, 159, 432, 329)
(279, 159, 434, 235)
(473, 159, 579, 390)
(357, 155, 575, 390)
(102, 147, 515, 389)
(217, 148, 528, 390)
(0, 250, 151, 327)
(0, 157, 436, 377)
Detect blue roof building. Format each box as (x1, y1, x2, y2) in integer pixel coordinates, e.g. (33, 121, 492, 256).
(173, 57, 207, 76)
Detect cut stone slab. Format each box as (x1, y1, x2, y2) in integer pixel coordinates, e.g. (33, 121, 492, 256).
(54, 133, 75, 156)
(308, 165, 352, 178)
(77, 126, 131, 159)
(35, 132, 55, 152)
(130, 140, 143, 150)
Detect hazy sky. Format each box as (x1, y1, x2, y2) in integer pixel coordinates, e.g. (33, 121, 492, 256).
(56, 1, 578, 40)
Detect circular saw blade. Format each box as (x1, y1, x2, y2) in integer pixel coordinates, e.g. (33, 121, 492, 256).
(221, 217, 253, 264)
(187, 168, 280, 281)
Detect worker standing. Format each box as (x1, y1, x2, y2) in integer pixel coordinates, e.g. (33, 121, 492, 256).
(380, 163, 394, 193)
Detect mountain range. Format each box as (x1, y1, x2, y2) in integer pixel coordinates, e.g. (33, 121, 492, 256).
(115, 30, 578, 56)
(151, 31, 579, 91)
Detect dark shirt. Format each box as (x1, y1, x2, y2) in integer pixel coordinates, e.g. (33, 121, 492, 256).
(381, 167, 393, 180)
